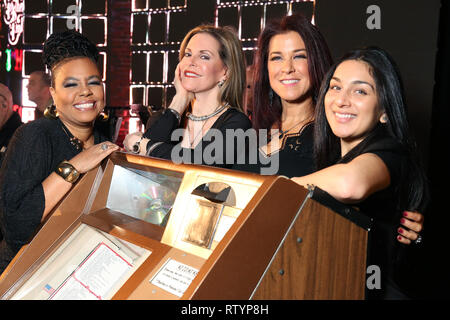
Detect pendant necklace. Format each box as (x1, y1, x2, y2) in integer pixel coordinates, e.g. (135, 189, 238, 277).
(188, 119, 208, 148)
(277, 117, 313, 140)
(186, 102, 227, 148)
(60, 120, 84, 150)
(277, 120, 304, 140)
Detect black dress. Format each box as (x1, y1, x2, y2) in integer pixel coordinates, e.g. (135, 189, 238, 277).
(0, 111, 23, 168)
(0, 117, 109, 272)
(143, 107, 252, 169)
(232, 122, 315, 177)
(337, 124, 419, 299)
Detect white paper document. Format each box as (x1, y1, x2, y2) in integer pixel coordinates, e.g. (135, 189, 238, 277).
(50, 242, 133, 300)
(150, 259, 199, 297)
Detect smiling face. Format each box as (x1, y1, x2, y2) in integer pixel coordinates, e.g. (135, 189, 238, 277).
(267, 31, 311, 104)
(324, 59, 385, 152)
(50, 57, 104, 127)
(178, 32, 228, 95)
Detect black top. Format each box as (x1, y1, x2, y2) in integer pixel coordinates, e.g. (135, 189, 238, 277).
(0, 111, 23, 168)
(0, 117, 108, 272)
(143, 107, 252, 169)
(232, 122, 315, 177)
(337, 124, 413, 299)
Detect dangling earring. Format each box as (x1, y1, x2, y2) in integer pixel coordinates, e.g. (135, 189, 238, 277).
(218, 79, 226, 88)
(44, 105, 58, 119)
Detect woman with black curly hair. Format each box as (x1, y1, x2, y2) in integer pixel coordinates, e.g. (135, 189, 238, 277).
(0, 30, 119, 273)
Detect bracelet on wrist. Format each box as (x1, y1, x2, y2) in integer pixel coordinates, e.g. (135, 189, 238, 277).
(55, 160, 80, 184)
(146, 141, 164, 156)
(131, 135, 144, 154)
(166, 108, 181, 124)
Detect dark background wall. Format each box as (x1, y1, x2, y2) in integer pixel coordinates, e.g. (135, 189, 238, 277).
(107, 0, 131, 107)
(426, 0, 450, 299)
(315, 0, 440, 171)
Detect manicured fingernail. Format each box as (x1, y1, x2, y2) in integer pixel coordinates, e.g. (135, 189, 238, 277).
(397, 235, 403, 241)
(398, 228, 403, 234)
(403, 211, 408, 217)
(400, 218, 405, 224)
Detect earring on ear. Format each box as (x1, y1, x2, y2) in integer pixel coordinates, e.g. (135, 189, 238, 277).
(97, 110, 109, 122)
(44, 105, 58, 119)
(218, 79, 226, 88)
(380, 114, 388, 123)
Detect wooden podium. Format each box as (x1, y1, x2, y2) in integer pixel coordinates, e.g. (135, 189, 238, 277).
(0, 152, 370, 300)
(185, 188, 371, 300)
(251, 189, 371, 299)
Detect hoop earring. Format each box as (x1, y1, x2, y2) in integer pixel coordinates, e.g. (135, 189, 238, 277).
(44, 105, 58, 119)
(97, 110, 109, 122)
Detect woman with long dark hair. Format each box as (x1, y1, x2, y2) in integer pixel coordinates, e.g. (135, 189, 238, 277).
(236, 13, 332, 178)
(251, 14, 332, 133)
(292, 46, 429, 298)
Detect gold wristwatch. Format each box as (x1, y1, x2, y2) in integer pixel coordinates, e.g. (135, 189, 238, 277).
(55, 160, 80, 183)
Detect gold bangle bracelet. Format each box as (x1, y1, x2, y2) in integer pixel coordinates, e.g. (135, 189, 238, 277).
(55, 161, 80, 183)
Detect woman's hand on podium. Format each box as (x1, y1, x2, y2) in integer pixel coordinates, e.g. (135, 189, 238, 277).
(69, 141, 120, 174)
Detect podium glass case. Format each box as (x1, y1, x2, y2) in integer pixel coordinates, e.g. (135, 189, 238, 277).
(105, 165, 183, 227)
(0, 152, 370, 300)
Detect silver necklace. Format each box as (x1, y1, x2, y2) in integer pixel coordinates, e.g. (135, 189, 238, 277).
(186, 102, 229, 121)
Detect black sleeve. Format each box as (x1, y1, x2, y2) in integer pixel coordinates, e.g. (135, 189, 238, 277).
(370, 149, 405, 189)
(141, 109, 181, 160)
(143, 109, 252, 168)
(143, 109, 179, 142)
(0, 125, 50, 251)
(199, 110, 252, 168)
(338, 126, 407, 190)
